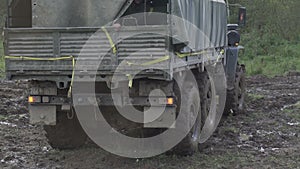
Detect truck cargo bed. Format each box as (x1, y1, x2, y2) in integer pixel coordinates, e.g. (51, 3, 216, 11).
(4, 25, 219, 82)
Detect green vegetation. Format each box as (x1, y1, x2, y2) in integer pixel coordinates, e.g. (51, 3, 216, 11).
(0, 114, 6, 120)
(229, 0, 300, 76)
(247, 93, 265, 100)
(0, 1, 6, 77)
(294, 101, 300, 109)
(238, 23, 300, 76)
(240, 43, 300, 76)
(0, 39, 4, 77)
(224, 126, 239, 134)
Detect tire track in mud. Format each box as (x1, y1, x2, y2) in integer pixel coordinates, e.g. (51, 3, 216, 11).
(0, 75, 299, 169)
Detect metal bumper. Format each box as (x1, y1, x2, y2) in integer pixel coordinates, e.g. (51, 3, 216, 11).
(29, 94, 175, 107)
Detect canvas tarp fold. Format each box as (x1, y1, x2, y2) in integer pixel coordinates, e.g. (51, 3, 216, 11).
(30, 0, 227, 49)
(31, 0, 130, 27)
(171, 0, 227, 50)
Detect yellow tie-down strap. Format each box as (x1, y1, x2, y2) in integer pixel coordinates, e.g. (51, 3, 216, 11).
(126, 55, 170, 66)
(176, 49, 224, 66)
(125, 55, 170, 88)
(5, 56, 75, 98)
(124, 49, 223, 87)
(176, 51, 206, 58)
(101, 27, 117, 54)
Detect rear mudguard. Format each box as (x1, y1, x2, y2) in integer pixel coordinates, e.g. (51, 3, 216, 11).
(225, 47, 242, 90)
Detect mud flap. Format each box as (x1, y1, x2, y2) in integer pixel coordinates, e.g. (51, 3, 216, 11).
(143, 107, 176, 128)
(29, 105, 56, 125)
(29, 81, 57, 125)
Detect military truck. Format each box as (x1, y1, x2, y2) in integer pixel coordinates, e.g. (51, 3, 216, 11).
(3, 0, 246, 156)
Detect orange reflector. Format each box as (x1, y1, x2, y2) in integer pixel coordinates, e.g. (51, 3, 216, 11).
(28, 96, 41, 103)
(167, 98, 174, 105)
(28, 96, 35, 103)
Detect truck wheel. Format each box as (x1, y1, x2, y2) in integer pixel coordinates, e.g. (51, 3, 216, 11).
(44, 110, 87, 149)
(198, 72, 212, 128)
(224, 64, 246, 115)
(173, 83, 201, 156)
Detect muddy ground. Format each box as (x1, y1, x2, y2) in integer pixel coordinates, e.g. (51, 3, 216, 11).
(0, 75, 299, 169)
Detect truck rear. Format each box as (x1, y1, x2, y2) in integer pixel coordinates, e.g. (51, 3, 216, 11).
(3, 0, 246, 157)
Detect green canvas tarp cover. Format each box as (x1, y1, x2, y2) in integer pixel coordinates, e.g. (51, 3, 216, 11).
(172, 0, 227, 50)
(31, 0, 129, 27)
(30, 0, 226, 49)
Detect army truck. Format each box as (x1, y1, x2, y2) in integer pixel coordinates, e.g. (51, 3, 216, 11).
(3, 0, 246, 156)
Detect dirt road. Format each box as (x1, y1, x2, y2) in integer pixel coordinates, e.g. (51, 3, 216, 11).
(0, 75, 299, 169)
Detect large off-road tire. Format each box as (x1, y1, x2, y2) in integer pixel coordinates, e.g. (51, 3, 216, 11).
(173, 83, 201, 156)
(44, 110, 87, 149)
(224, 64, 246, 116)
(198, 72, 212, 128)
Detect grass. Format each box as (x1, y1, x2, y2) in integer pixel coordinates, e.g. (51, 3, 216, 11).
(239, 43, 300, 77)
(0, 39, 4, 77)
(247, 93, 265, 100)
(224, 126, 240, 134)
(293, 101, 300, 109)
(0, 114, 6, 120)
